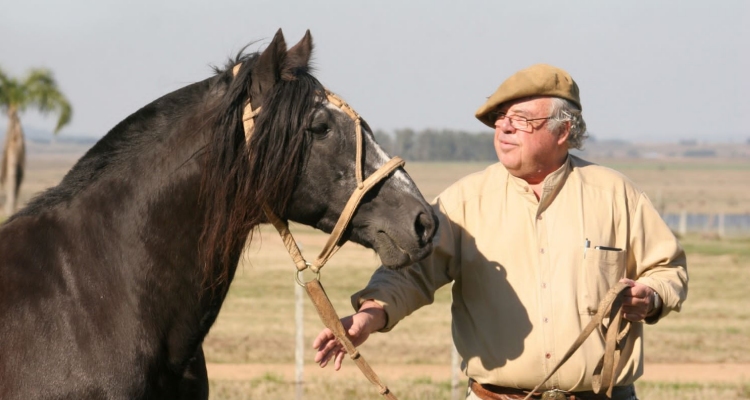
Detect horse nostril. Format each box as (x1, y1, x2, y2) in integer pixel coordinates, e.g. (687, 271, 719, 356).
(414, 211, 436, 245)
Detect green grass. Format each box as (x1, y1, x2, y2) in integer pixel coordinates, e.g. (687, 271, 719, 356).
(680, 235, 750, 257)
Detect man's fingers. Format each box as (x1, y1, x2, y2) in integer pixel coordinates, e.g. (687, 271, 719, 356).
(312, 328, 335, 349)
(334, 349, 346, 371)
(315, 339, 341, 363)
(324, 347, 345, 370)
(317, 343, 341, 367)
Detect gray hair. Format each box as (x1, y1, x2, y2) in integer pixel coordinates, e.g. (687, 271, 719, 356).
(548, 98, 588, 150)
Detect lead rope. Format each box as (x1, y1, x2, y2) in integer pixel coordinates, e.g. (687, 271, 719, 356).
(522, 281, 632, 400)
(232, 64, 399, 399)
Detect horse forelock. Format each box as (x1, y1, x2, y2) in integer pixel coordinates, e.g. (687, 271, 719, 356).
(198, 57, 321, 292)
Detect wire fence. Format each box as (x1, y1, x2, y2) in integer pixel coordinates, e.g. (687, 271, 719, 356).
(662, 212, 750, 237)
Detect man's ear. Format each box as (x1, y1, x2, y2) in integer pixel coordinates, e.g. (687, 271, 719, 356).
(557, 121, 572, 146)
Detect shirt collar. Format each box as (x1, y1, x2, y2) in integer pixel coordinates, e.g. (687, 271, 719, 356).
(537, 154, 572, 213)
(506, 155, 572, 212)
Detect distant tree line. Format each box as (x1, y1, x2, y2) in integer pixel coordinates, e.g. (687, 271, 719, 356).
(373, 128, 497, 161)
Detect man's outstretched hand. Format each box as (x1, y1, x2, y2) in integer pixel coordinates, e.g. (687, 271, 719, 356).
(312, 300, 387, 371)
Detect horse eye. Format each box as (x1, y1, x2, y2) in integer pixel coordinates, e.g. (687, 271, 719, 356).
(308, 123, 330, 136)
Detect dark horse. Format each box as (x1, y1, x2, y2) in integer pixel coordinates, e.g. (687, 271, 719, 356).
(0, 30, 437, 399)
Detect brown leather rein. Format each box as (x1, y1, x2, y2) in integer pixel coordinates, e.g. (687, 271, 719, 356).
(522, 281, 632, 400)
(232, 64, 400, 399)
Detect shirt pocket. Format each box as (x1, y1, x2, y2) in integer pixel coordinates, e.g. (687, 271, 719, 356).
(578, 248, 626, 316)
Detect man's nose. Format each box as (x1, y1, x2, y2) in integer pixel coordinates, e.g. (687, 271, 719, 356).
(495, 117, 514, 133)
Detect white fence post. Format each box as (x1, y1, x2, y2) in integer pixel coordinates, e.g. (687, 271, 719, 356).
(451, 345, 461, 400)
(678, 210, 687, 237)
(295, 283, 304, 400)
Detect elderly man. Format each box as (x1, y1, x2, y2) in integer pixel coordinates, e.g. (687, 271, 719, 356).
(313, 64, 688, 399)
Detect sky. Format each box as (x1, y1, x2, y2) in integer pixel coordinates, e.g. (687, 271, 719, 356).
(1, 0, 748, 143)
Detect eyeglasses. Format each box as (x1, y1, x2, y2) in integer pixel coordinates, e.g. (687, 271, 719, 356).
(493, 112, 552, 132)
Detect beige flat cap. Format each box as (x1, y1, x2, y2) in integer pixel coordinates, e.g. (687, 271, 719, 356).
(475, 64, 581, 128)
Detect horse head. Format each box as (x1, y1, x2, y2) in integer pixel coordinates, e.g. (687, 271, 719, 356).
(202, 29, 437, 278)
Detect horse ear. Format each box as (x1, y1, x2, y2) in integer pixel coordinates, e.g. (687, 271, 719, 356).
(252, 28, 287, 99)
(282, 30, 313, 80)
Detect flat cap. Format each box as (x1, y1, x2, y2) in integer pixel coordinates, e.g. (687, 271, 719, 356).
(475, 64, 581, 128)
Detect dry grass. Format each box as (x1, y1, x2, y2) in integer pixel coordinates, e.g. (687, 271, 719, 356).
(592, 158, 750, 214)
(644, 236, 750, 363)
(208, 378, 750, 400)
(209, 375, 458, 400)
(204, 224, 455, 366)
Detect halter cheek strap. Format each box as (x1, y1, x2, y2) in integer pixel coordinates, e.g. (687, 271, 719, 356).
(232, 64, 401, 400)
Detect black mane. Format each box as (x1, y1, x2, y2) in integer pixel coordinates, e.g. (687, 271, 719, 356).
(197, 52, 323, 289)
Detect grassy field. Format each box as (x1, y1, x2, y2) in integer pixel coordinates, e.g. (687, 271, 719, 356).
(202, 227, 750, 399)
(4, 144, 750, 399)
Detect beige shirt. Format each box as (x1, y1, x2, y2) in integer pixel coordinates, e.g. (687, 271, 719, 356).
(352, 155, 688, 391)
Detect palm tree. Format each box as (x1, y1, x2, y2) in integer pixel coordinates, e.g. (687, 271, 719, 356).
(0, 66, 72, 216)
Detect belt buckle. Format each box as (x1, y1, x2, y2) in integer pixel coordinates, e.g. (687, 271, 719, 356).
(541, 389, 567, 400)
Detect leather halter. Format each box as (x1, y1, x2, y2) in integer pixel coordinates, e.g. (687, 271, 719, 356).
(232, 64, 400, 399)
(231, 64, 405, 275)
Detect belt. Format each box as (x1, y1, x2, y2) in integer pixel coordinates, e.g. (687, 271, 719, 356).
(469, 379, 635, 400)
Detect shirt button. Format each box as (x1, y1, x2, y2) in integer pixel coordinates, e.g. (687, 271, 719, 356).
(541, 283, 547, 289)
(546, 353, 552, 359)
(544, 317, 549, 323)
(537, 214, 543, 220)
(524, 186, 529, 192)
(540, 248, 545, 254)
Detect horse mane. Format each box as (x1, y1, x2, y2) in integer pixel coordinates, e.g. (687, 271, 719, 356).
(198, 51, 321, 292)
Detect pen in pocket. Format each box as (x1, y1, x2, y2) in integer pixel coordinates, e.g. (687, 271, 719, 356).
(594, 245, 622, 251)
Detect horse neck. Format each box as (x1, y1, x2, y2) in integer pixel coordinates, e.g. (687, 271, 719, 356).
(54, 81, 242, 351)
